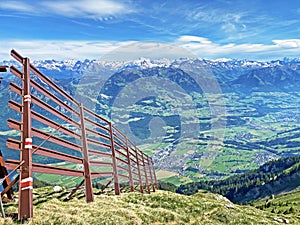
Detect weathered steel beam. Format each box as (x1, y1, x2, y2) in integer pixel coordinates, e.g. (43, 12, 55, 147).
(6, 138, 83, 164)
(7, 119, 82, 152)
(84, 117, 109, 132)
(87, 138, 111, 149)
(88, 149, 111, 158)
(9, 82, 22, 95)
(64, 179, 85, 201)
(11, 50, 79, 106)
(0, 65, 7, 72)
(117, 165, 128, 173)
(10, 49, 23, 63)
(18, 57, 33, 220)
(89, 161, 113, 167)
(85, 128, 110, 141)
(8, 100, 81, 139)
(6, 160, 84, 177)
(116, 156, 128, 166)
(10, 66, 22, 79)
(32, 127, 81, 152)
(141, 153, 150, 194)
(31, 80, 79, 116)
(134, 146, 144, 193)
(8, 83, 81, 129)
(79, 104, 94, 203)
(31, 95, 80, 128)
(109, 122, 120, 195)
(83, 106, 110, 125)
(29, 64, 79, 106)
(125, 138, 134, 192)
(114, 148, 127, 159)
(118, 174, 129, 180)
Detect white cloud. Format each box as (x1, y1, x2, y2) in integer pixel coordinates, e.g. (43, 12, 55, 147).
(177, 36, 212, 44)
(0, 0, 134, 19)
(0, 1, 35, 12)
(0, 37, 299, 61)
(272, 39, 300, 48)
(176, 35, 300, 60)
(0, 40, 131, 60)
(0, 40, 196, 61)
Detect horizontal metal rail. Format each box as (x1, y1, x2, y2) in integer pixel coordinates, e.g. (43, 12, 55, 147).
(30, 79, 79, 116)
(88, 149, 112, 158)
(6, 139, 83, 164)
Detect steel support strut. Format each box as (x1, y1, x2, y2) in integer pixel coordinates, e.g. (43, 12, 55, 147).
(18, 57, 33, 220)
(79, 104, 94, 202)
(147, 156, 155, 192)
(135, 148, 144, 193)
(151, 158, 158, 189)
(109, 123, 120, 195)
(141, 152, 150, 194)
(125, 139, 134, 192)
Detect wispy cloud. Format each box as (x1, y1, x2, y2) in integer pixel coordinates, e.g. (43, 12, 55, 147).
(0, 0, 134, 19)
(187, 6, 248, 34)
(41, 0, 133, 19)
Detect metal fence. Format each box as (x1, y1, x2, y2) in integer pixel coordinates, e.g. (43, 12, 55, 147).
(4, 50, 157, 220)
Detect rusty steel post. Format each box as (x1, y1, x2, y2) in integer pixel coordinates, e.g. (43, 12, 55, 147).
(109, 123, 120, 195)
(79, 104, 94, 202)
(18, 58, 33, 220)
(141, 152, 150, 194)
(125, 139, 134, 192)
(135, 147, 143, 193)
(146, 156, 155, 192)
(150, 158, 158, 189)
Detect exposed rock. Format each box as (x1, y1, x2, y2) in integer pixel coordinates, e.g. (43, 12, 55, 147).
(224, 204, 235, 209)
(274, 217, 289, 224)
(215, 195, 231, 203)
(53, 186, 62, 192)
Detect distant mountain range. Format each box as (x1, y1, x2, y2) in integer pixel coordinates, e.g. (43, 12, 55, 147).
(2, 57, 300, 80)
(1, 57, 300, 182)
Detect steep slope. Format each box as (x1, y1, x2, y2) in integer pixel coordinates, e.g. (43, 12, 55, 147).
(176, 156, 300, 203)
(252, 187, 300, 218)
(1, 188, 297, 225)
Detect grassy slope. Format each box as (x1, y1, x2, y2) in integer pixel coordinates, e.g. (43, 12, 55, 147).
(251, 187, 300, 218)
(1, 187, 297, 225)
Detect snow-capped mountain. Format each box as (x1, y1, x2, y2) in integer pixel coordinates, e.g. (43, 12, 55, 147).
(2, 57, 300, 81)
(1, 57, 300, 92)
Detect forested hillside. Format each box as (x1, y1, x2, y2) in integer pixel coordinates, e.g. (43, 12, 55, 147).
(175, 156, 300, 203)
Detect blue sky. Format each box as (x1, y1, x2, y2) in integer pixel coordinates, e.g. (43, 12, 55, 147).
(0, 0, 299, 60)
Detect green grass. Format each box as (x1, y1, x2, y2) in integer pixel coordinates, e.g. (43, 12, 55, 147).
(251, 188, 300, 218)
(1, 188, 298, 225)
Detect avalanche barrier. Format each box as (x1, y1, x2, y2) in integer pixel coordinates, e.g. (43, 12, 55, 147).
(3, 50, 157, 220)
